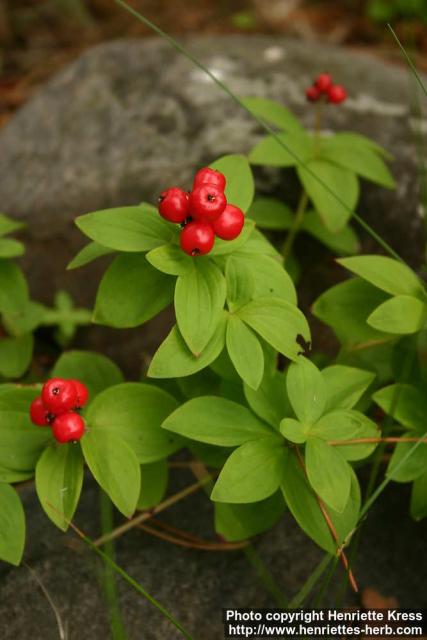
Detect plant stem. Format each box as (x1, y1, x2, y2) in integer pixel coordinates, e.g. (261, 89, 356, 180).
(99, 491, 128, 640)
(294, 448, 358, 593)
(282, 190, 309, 262)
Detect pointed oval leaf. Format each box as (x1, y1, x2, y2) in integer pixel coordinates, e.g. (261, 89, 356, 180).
(226, 316, 264, 390)
(305, 437, 352, 513)
(75, 204, 175, 252)
(368, 295, 427, 335)
(35, 443, 84, 531)
(211, 437, 286, 503)
(87, 383, 180, 464)
(287, 356, 326, 424)
(0, 484, 25, 565)
(162, 396, 272, 447)
(81, 430, 140, 517)
(175, 259, 226, 355)
(94, 253, 174, 328)
(337, 256, 425, 298)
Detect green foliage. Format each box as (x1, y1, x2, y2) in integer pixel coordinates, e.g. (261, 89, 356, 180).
(94, 253, 174, 328)
(81, 430, 140, 517)
(138, 460, 168, 511)
(86, 383, 181, 463)
(0, 484, 25, 565)
(51, 350, 124, 399)
(35, 443, 84, 530)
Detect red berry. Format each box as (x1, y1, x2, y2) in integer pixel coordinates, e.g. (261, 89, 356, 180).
(158, 187, 189, 223)
(306, 86, 321, 102)
(212, 204, 245, 240)
(30, 397, 51, 427)
(327, 84, 347, 104)
(70, 379, 89, 408)
(180, 221, 215, 256)
(52, 412, 85, 443)
(193, 167, 226, 191)
(41, 378, 78, 414)
(189, 184, 227, 222)
(315, 73, 333, 93)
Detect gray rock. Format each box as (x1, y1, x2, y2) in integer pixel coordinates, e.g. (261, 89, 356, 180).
(0, 472, 426, 640)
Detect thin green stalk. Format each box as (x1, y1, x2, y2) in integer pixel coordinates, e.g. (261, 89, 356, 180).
(312, 556, 339, 607)
(288, 554, 332, 609)
(112, 0, 403, 264)
(64, 517, 194, 640)
(282, 191, 309, 262)
(99, 491, 128, 640)
(359, 430, 427, 521)
(388, 24, 427, 98)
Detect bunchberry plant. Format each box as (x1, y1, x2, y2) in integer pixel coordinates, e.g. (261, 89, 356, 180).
(0, 53, 426, 639)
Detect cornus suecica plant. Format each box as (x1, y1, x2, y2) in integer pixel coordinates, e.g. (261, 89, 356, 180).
(1, 7, 427, 630)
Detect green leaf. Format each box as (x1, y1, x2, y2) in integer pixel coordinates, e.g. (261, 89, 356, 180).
(0, 386, 40, 411)
(225, 255, 254, 312)
(240, 97, 303, 133)
(320, 132, 392, 159)
(312, 277, 391, 345)
(146, 244, 193, 275)
(35, 443, 84, 531)
(0, 238, 25, 258)
(280, 418, 308, 443)
(322, 365, 375, 411)
(210, 219, 255, 256)
(51, 350, 123, 399)
(233, 253, 297, 305)
(210, 154, 255, 213)
(281, 449, 360, 554)
(148, 318, 226, 378)
(244, 370, 290, 428)
(373, 384, 427, 431)
(215, 492, 285, 542)
(337, 256, 425, 298)
(287, 356, 326, 424)
(0, 484, 25, 565)
(0, 334, 33, 379)
(162, 396, 272, 447)
(0, 260, 28, 314)
(297, 159, 359, 232)
(0, 467, 34, 483)
(310, 410, 379, 461)
(226, 316, 264, 390)
(305, 437, 352, 512)
(137, 460, 168, 510)
(387, 437, 427, 482)
(249, 132, 313, 167)
(67, 241, 115, 270)
(410, 471, 427, 521)
(247, 197, 293, 230)
(320, 138, 395, 188)
(93, 253, 174, 328)
(236, 228, 281, 259)
(367, 295, 427, 335)
(238, 297, 310, 361)
(0, 410, 50, 472)
(0, 213, 25, 237)
(211, 437, 286, 503)
(81, 430, 140, 517)
(75, 204, 174, 252)
(175, 259, 226, 354)
(301, 211, 359, 255)
(87, 383, 180, 464)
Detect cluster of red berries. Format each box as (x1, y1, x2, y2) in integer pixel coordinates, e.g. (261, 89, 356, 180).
(306, 73, 347, 105)
(158, 167, 245, 256)
(29, 378, 89, 443)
